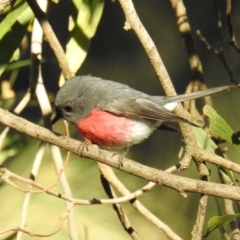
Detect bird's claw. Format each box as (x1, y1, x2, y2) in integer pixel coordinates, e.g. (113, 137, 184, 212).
(79, 139, 92, 157)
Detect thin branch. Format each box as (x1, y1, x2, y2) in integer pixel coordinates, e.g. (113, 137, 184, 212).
(0, 0, 12, 13)
(16, 142, 47, 240)
(170, 0, 210, 130)
(219, 168, 240, 239)
(117, 0, 175, 95)
(169, 0, 204, 82)
(50, 146, 79, 240)
(191, 195, 209, 240)
(0, 90, 31, 152)
(0, 203, 74, 237)
(0, 167, 169, 205)
(196, 30, 236, 84)
(226, 0, 240, 54)
(26, 0, 72, 79)
(196, 0, 237, 84)
(100, 171, 141, 240)
(191, 162, 210, 240)
(32, 151, 70, 194)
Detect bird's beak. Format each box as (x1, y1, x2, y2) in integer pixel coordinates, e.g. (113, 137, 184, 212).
(51, 112, 62, 125)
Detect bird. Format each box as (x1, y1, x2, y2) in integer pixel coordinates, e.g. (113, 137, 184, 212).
(52, 75, 237, 149)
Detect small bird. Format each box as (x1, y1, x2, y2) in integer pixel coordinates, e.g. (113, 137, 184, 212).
(52, 75, 237, 148)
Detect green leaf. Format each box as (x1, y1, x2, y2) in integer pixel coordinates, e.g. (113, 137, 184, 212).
(0, 0, 33, 76)
(4, 58, 48, 72)
(203, 105, 240, 146)
(65, 0, 104, 75)
(184, 111, 217, 152)
(191, 125, 218, 153)
(219, 167, 237, 186)
(204, 214, 240, 238)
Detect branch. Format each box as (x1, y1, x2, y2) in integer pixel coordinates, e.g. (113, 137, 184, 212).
(0, 0, 12, 13)
(226, 0, 240, 54)
(1, 108, 240, 199)
(169, 0, 204, 82)
(26, 0, 72, 79)
(0, 203, 74, 237)
(100, 171, 141, 240)
(117, 0, 175, 95)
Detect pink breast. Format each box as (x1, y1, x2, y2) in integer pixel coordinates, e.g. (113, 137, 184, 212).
(76, 108, 131, 147)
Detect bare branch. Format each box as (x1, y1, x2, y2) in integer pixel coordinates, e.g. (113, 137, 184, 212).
(191, 195, 209, 240)
(169, 0, 204, 82)
(226, 0, 240, 54)
(0, 203, 74, 237)
(26, 0, 72, 79)
(1, 110, 240, 200)
(0, 0, 12, 13)
(100, 169, 141, 240)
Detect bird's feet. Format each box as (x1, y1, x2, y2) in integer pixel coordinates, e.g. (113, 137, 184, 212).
(79, 139, 92, 157)
(112, 144, 132, 168)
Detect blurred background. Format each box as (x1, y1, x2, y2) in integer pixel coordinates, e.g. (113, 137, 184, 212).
(1, 0, 240, 239)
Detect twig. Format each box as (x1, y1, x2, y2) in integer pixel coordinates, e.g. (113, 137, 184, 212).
(226, 0, 240, 54)
(32, 151, 70, 194)
(191, 195, 209, 240)
(117, 0, 175, 95)
(0, 90, 31, 152)
(26, 0, 72, 79)
(219, 168, 240, 239)
(169, 0, 204, 82)
(100, 171, 141, 240)
(196, 0, 237, 84)
(50, 146, 79, 240)
(16, 142, 47, 240)
(0, 203, 74, 237)
(0, 0, 12, 13)
(0, 166, 167, 205)
(191, 161, 210, 239)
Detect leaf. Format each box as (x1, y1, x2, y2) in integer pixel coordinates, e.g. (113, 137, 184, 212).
(5, 58, 48, 72)
(0, 0, 33, 76)
(184, 111, 217, 152)
(204, 214, 240, 238)
(219, 167, 237, 186)
(65, 0, 104, 75)
(203, 105, 240, 146)
(191, 125, 218, 153)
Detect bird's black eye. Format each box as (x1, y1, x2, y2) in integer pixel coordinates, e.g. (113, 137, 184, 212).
(63, 106, 73, 112)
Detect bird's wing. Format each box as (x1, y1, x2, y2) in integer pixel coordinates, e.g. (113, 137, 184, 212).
(100, 98, 198, 126)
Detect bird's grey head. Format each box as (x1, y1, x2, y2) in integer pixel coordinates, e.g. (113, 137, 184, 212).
(52, 76, 98, 125)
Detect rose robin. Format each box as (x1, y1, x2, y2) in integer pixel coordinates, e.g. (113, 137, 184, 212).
(52, 76, 237, 148)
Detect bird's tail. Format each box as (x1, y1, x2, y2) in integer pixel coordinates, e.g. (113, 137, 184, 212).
(162, 84, 239, 104)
